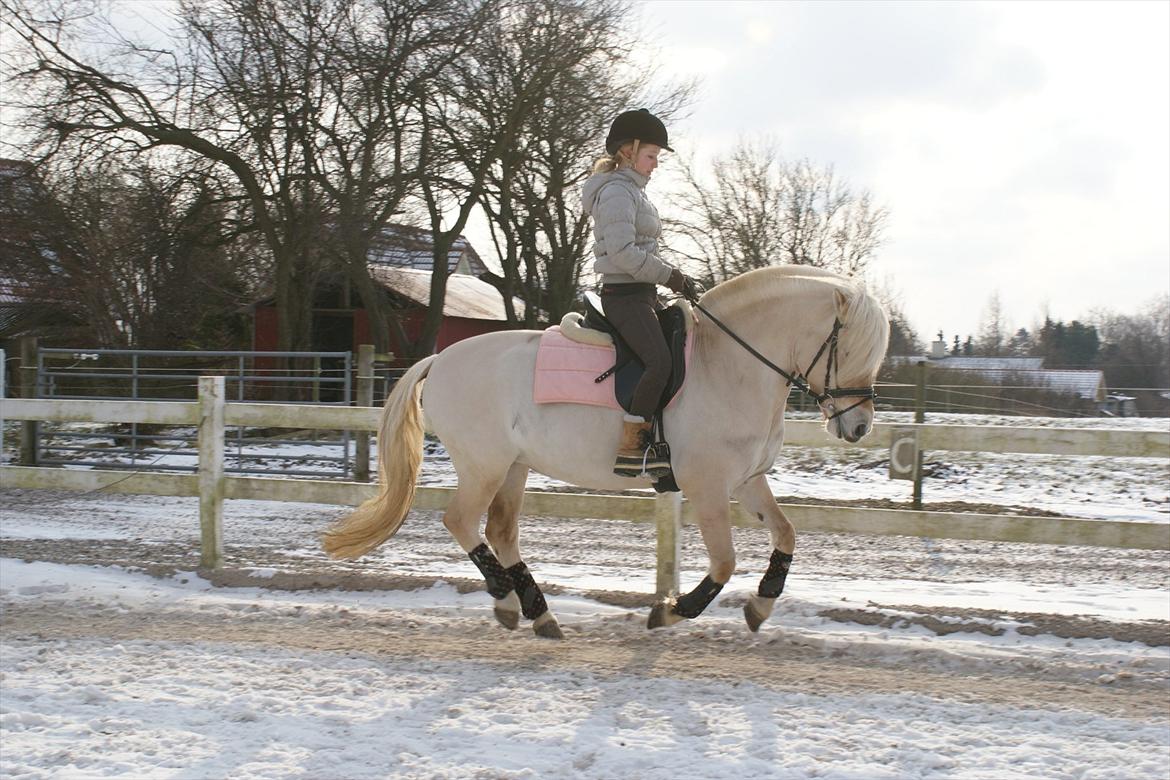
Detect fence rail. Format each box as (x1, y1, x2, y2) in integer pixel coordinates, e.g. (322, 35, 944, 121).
(2, 381, 1168, 595)
(7, 397, 1167, 457)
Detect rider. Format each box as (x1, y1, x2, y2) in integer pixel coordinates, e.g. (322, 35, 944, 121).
(581, 108, 698, 479)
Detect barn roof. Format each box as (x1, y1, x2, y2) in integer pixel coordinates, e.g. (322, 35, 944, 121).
(930, 356, 1045, 370)
(368, 224, 489, 276)
(1026, 369, 1106, 401)
(370, 266, 522, 321)
(886, 352, 1108, 401)
(924, 366, 1106, 401)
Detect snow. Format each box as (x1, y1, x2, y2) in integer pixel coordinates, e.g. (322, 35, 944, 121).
(1, 412, 1168, 778)
(1, 555, 1168, 780)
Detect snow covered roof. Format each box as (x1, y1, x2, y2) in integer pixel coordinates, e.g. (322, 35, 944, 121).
(367, 224, 488, 276)
(888, 355, 1047, 370)
(1032, 369, 1107, 401)
(0, 277, 23, 305)
(369, 266, 522, 321)
(934, 368, 1106, 401)
(929, 356, 1045, 370)
(888, 353, 1107, 401)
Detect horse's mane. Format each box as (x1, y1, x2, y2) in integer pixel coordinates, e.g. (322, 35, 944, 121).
(701, 266, 889, 380)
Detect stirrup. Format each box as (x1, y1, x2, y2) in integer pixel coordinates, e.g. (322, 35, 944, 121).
(613, 447, 671, 479)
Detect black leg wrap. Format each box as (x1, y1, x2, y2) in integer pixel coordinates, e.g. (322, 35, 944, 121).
(506, 562, 548, 620)
(672, 575, 724, 619)
(468, 543, 514, 600)
(758, 549, 793, 599)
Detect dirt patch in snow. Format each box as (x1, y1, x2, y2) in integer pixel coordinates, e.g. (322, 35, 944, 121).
(3, 598, 1168, 722)
(817, 603, 1170, 647)
(3, 533, 1166, 648)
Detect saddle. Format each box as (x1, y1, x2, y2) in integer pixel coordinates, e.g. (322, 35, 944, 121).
(576, 291, 691, 415)
(555, 292, 692, 493)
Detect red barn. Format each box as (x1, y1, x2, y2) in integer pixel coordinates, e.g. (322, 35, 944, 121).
(251, 225, 522, 364)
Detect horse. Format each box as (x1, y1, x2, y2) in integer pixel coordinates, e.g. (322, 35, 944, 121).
(323, 265, 890, 638)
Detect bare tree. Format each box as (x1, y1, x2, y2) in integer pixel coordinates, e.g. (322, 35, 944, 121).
(869, 277, 919, 358)
(2, 0, 489, 360)
(976, 290, 1006, 357)
(2, 0, 330, 356)
(670, 137, 887, 284)
(0, 154, 253, 348)
(405, 0, 630, 353)
(472, 0, 692, 327)
(1093, 294, 1170, 392)
(179, 0, 482, 355)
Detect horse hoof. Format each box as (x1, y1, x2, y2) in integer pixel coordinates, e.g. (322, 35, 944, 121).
(647, 601, 685, 630)
(744, 601, 766, 632)
(493, 592, 520, 630)
(533, 613, 564, 640)
(494, 607, 519, 630)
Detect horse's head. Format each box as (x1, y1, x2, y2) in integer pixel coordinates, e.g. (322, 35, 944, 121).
(697, 266, 891, 442)
(814, 285, 890, 443)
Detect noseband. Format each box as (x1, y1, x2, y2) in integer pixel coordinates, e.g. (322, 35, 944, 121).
(692, 301, 876, 421)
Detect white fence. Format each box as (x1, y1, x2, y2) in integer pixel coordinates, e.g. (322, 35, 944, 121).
(2, 377, 1168, 596)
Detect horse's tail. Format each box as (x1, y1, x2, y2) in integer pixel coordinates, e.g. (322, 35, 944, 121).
(322, 354, 437, 560)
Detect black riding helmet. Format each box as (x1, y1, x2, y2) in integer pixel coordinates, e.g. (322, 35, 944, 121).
(605, 108, 673, 155)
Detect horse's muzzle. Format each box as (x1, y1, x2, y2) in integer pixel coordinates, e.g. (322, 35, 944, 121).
(844, 421, 869, 443)
(830, 413, 871, 443)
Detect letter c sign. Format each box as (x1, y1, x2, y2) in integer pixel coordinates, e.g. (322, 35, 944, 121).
(888, 427, 920, 481)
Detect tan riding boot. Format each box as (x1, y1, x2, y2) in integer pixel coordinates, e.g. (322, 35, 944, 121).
(614, 414, 672, 478)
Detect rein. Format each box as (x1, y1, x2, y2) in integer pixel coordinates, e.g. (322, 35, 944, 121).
(691, 299, 876, 420)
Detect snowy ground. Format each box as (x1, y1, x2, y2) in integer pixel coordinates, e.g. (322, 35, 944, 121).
(1, 413, 1169, 778)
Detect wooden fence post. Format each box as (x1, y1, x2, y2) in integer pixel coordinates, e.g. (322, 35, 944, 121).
(0, 348, 5, 459)
(19, 336, 38, 466)
(655, 491, 682, 598)
(913, 361, 928, 510)
(354, 344, 375, 482)
(198, 376, 225, 569)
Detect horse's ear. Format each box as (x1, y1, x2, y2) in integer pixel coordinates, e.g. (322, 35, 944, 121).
(833, 288, 851, 321)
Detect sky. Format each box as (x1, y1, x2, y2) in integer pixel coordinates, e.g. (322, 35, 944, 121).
(624, 0, 1170, 344)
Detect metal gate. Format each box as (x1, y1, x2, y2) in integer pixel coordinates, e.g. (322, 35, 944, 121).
(32, 348, 359, 478)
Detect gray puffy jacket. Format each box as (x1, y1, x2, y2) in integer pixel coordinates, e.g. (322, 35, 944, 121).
(581, 167, 674, 285)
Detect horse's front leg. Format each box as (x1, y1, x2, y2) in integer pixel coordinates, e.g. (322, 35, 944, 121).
(648, 493, 734, 629)
(734, 474, 795, 631)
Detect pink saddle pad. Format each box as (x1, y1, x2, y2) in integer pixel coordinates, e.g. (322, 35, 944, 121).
(533, 326, 690, 410)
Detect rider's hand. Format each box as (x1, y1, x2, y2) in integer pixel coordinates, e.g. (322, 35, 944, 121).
(667, 269, 700, 301)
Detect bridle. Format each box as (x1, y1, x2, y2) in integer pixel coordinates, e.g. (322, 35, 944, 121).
(691, 299, 877, 421)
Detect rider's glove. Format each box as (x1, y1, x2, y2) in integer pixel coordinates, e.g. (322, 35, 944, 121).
(666, 268, 699, 298)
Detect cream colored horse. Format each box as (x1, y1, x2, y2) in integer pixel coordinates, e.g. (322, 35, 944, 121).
(323, 266, 889, 638)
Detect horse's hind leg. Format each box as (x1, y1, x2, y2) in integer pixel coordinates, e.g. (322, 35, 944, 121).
(483, 463, 525, 630)
(439, 471, 516, 617)
(485, 463, 563, 639)
(734, 475, 795, 632)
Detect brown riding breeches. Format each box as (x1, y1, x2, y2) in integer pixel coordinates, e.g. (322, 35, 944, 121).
(601, 284, 671, 420)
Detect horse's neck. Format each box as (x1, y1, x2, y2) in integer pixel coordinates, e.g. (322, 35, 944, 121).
(689, 290, 831, 431)
(697, 286, 836, 378)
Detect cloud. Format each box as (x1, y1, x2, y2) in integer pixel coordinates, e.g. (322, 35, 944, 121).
(646, 0, 1168, 338)
(684, 2, 1043, 133)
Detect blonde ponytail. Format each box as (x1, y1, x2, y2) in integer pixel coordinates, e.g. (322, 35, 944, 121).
(591, 139, 640, 174)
